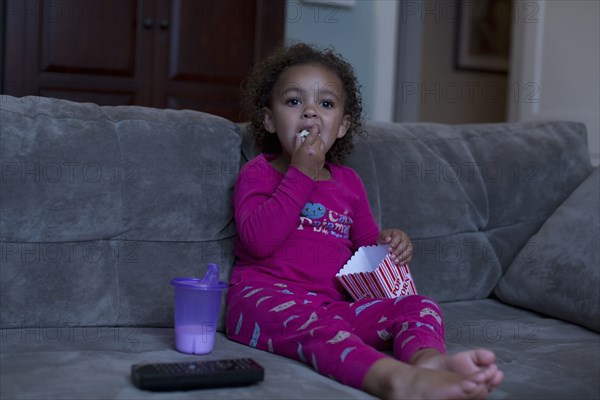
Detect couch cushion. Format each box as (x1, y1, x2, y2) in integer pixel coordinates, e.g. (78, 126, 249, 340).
(1, 96, 240, 329)
(345, 122, 498, 301)
(0, 328, 373, 400)
(349, 121, 591, 302)
(2, 302, 598, 399)
(495, 168, 600, 332)
(1, 97, 240, 242)
(441, 299, 600, 399)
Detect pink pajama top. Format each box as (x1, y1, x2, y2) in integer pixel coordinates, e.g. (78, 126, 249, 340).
(229, 154, 380, 301)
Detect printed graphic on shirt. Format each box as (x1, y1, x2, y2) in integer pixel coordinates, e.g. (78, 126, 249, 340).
(302, 202, 326, 219)
(298, 202, 353, 239)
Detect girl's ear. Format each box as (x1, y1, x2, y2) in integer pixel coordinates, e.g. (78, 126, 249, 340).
(337, 114, 351, 138)
(262, 107, 277, 133)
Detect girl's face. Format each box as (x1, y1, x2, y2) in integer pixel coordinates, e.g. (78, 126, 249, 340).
(262, 64, 351, 160)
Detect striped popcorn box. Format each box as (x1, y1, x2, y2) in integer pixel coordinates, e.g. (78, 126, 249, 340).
(336, 245, 418, 301)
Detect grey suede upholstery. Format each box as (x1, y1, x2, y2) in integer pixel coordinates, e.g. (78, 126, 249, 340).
(1, 95, 598, 399)
(495, 167, 600, 332)
(1, 97, 238, 330)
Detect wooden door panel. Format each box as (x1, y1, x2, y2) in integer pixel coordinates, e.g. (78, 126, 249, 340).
(154, 0, 284, 121)
(2, 0, 284, 118)
(165, 81, 243, 122)
(40, 0, 138, 76)
(167, 0, 256, 82)
(40, 89, 135, 106)
(4, 0, 150, 106)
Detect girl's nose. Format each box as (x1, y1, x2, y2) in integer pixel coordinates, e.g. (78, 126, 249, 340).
(303, 104, 317, 118)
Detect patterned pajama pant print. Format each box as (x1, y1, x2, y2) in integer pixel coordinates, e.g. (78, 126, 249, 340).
(225, 280, 446, 389)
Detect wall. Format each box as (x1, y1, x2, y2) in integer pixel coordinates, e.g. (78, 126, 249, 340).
(417, 0, 508, 124)
(508, 0, 599, 165)
(285, 0, 510, 124)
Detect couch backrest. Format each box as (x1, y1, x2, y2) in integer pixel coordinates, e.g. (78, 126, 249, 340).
(1, 96, 240, 329)
(241, 120, 593, 302)
(2, 95, 593, 330)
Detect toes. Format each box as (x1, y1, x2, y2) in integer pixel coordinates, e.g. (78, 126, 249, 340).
(474, 348, 496, 366)
(490, 369, 505, 387)
(470, 364, 498, 385)
(459, 380, 488, 400)
(460, 379, 478, 393)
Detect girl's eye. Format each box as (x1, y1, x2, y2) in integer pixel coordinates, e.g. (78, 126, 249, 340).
(320, 100, 334, 108)
(286, 98, 301, 106)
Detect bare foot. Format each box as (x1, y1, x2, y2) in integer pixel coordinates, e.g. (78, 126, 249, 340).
(409, 348, 504, 391)
(363, 357, 495, 400)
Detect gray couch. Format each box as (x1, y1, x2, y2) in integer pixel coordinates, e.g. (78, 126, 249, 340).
(1, 95, 598, 399)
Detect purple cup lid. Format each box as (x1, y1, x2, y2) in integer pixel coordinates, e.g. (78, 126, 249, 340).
(171, 263, 227, 291)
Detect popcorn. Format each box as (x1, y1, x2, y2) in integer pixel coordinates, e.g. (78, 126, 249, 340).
(298, 129, 320, 142)
(336, 245, 418, 300)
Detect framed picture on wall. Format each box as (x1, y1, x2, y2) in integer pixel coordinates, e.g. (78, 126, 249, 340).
(454, 0, 511, 73)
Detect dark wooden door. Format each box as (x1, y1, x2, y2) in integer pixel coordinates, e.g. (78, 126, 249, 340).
(151, 0, 284, 121)
(2, 0, 284, 121)
(3, 0, 152, 106)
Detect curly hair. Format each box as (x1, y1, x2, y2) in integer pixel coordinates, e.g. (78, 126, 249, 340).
(241, 42, 364, 164)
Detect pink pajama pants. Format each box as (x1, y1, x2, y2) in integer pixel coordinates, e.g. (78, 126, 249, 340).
(225, 280, 446, 389)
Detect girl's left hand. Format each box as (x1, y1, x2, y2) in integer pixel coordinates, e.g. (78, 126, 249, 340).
(377, 228, 414, 265)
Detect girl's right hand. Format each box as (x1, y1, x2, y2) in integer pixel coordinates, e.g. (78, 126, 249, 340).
(290, 125, 325, 180)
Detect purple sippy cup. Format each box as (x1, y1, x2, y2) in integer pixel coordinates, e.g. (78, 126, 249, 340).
(170, 263, 227, 354)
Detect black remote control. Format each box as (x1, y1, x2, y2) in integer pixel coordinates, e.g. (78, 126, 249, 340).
(131, 358, 265, 391)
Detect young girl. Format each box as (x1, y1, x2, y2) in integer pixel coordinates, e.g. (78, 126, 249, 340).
(226, 43, 503, 399)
